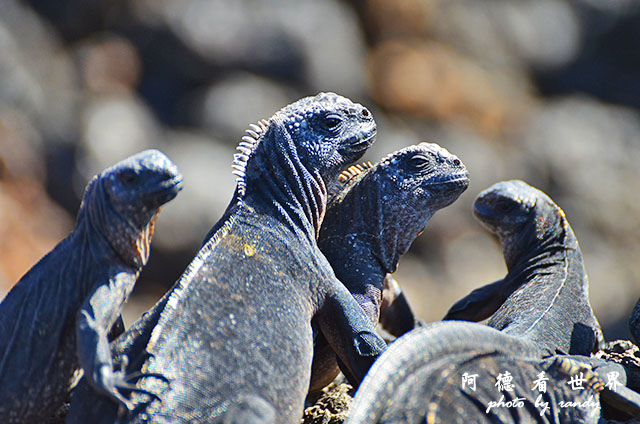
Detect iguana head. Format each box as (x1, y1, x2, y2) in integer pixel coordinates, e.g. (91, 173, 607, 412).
(376, 142, 469, 212)
(473, 180, 566, 269)
(79, 149, 183, 268)
(323, 142, 468, 274)
(275, 92, 377, 179)
(239, 92, 376, 239)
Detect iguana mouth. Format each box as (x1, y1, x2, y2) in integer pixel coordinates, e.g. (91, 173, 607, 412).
(341, 131, 377, 157)
(473, 202, 499, 224)
(427, 171, 469, 187)
(142, 175, 184, 205)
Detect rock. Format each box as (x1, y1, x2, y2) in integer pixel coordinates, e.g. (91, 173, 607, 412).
(134, 0, 368, 96)
(430, 0, 581, 71)
(359, 0, 433, 41)
(0, 113, 74, 294)
(521, 96, 640, 236)
(77, 93, 162, 187)
(73, 34, 142, 95)
(301, 380, 353, 424)
(0, 0, 78, 144)
(535, 1, 640, 110)
(24, 0, 118, 41)
(368, 39, 531, 136)
(596, 340, 640, 394)
(152, 130, 236, 252)
(195, 72, 294, 141)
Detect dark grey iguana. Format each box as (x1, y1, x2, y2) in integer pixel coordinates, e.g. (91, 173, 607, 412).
(378, 275, 421, 338)
(346, 321, 608, 424)
(67, 92, 386, 424)
(0, 149, 182, 423)
(444, 180, 603, 356)
(628, 301, 640, 346)
(309, 142, 469, 392)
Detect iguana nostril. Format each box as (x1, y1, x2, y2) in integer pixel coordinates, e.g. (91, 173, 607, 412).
(453, 159, 461, 166)
(361, 108, 370, 117)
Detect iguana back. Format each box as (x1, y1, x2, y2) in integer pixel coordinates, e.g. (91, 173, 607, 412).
(310, 142, 469, 391)
(445, 180, 603, 355)
(347, 322, 603, 424)
(67, 93, 385, 424)
(0, 150, 182, 423)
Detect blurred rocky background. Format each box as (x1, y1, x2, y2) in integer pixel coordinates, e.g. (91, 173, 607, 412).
(1, 0, 639, 340)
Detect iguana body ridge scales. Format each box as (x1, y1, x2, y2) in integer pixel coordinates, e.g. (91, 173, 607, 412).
(67, 92, 385, 424)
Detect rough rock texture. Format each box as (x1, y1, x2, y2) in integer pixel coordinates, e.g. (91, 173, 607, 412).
(596, 340, 640, 393)
(301, 381, 353, 424)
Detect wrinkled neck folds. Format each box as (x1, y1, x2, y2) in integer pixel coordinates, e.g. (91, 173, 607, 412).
(503, 207, 570, 277)
(77, 178, 152, 269)
(334, 170, 433, 274)
(243, 119, 327, 242)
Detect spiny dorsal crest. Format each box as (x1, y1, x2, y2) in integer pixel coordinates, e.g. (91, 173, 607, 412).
(328, 161, 374, 201)
(232, 119, 269, 197)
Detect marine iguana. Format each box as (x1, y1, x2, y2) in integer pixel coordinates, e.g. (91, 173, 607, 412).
(346, 322, 608, 424)
(444, 180, 603, 356)
(379, 275, 422, 338)
(67, 92, 385, 424)
(0, 149, 182, 423)
(310, 142, 469, 392)
(628, 300, 640, 346)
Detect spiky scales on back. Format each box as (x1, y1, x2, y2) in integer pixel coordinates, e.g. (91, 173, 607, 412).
(0, 150, 182, 423)
(310, 142, 469, 392)
(232, 119, 269, 198)
(327, 161, 374, 201)
(67, 92, 385, 424)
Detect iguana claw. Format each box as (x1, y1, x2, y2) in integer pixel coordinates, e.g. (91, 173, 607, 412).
(97, 355, 170, 410)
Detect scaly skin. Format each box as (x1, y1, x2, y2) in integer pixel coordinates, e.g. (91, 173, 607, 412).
(444, 180, 603, 356)
(347, 322, 604, 424)
(346, 181, 637, 423)
(67, 93, 385, 424)
(628, 301, 640, 346)
(0, 150, 182, 423)
(310, 142, 469, 392)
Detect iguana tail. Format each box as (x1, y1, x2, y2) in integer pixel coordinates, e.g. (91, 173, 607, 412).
(222, 394, 275, 424)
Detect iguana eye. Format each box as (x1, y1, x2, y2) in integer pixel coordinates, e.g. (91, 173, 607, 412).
(323, 115, 342, 130)
(495, 199, 516, 213)
(409, 154, 432, 170)
(118, 169, 139, 185)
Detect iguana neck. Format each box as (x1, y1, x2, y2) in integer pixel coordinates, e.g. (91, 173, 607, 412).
(77, 181, 151, 270)
(318, 234, 385, 324)
(503, 212, 574, 282)
(347, 171, 433, 274)
(243, 122, 327, 243)
(325, 234, 387, 290)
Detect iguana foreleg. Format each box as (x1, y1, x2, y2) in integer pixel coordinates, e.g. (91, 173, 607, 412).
(316, 279, 387, 386)
(76, 273, 167, 410)
(443, 278, 511, 322)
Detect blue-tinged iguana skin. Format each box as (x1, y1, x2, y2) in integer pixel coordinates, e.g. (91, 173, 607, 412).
(67, 92, 385, 424)
(346, 322, 605, 424)
(309, 142, 469, 392)
(346, 181, 638, 423)
(0, 150, 182, 423)
(444, 180, 603, 356)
